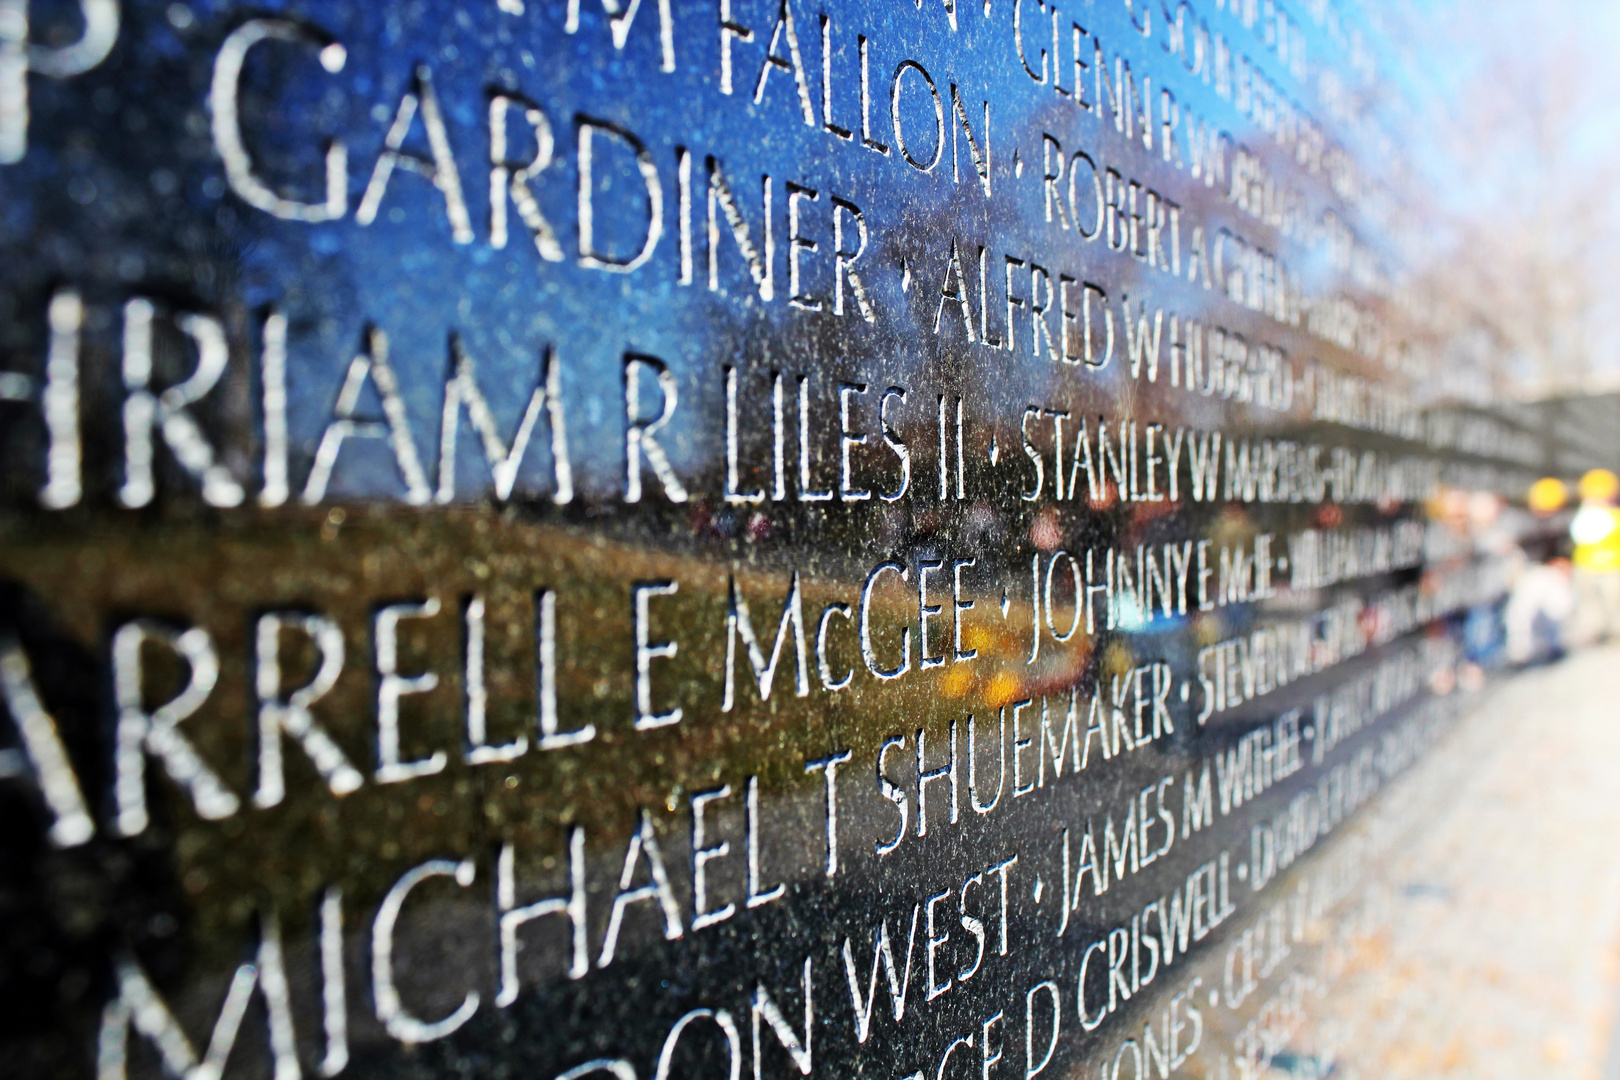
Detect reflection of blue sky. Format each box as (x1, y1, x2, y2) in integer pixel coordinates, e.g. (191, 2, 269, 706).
(3, 0, 1451, 503)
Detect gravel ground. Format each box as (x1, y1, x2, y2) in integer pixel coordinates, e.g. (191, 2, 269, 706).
(1300, 645, 1620, 1080)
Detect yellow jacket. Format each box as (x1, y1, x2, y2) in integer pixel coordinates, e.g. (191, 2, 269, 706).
(1573, 505, 1620, 571)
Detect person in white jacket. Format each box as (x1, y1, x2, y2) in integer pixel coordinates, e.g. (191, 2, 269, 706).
(1504, 554, 1575, 665)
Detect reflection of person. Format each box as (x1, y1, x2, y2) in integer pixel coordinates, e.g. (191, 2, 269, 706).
(1462, 491, 1510, 671)
(1570, 469, 1620, 644)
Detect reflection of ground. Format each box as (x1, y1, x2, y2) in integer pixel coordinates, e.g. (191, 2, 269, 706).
(1289, 646, 1620, 1079)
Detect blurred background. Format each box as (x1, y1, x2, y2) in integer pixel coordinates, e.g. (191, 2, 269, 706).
(1380, 0, 1620, 402)
(1284, 8, 1620, 1077)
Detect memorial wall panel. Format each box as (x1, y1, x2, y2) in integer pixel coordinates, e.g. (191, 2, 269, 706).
(0, 2, 1543, 1078)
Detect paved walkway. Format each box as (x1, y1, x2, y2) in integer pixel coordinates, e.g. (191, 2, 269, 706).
(1307, 645, 1620, 1079)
